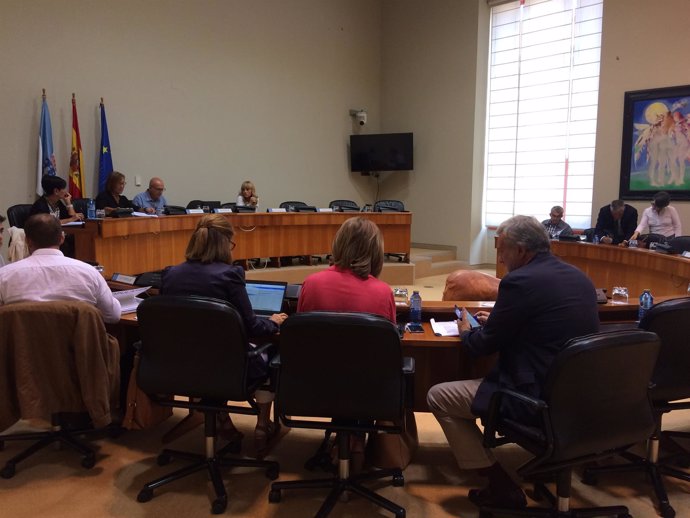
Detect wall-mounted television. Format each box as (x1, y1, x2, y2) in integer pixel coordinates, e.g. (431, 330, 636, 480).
(349, 132, 413, 173)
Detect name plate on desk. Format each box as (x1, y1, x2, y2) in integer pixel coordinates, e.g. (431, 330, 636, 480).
(111, 273, 137, 285)
(317, 208, 334, 212)
(683, 251, 690, 259)
(186, 208, 204, 214)
(267, 208, 287, 212)
(214, 208, 233, 213)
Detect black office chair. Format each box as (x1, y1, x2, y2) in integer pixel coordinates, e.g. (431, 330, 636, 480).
(186, 200, 221, 211)
(279, 201, 308, 212)
(668, 235, 690, 254)
(373, 199, 405, 212)
(134, 296, 279, 514)
(6, 204, 32, 229)
(478, 330, 660, 518)
(0, 302, 120, 478)
(583, 227, 596, 242)
(220, 202, 237, 211)
(268, 312, 414, 518)
(71, 198, 89, 216)
(329, 199, 360, 212)
(583, 298, 690, 518)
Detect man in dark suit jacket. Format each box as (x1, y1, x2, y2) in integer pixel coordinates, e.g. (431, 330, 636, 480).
(595, 199, 638, 244)
(427, 215, 599, 509)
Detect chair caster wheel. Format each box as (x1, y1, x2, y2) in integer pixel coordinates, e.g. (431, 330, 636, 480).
(660, 503, 675, 518)
(1, 463, 16, 479)
(157, 453, 172, 466)
(581, 471, 597, 485)
(81, 454, 96, 469)
(266, 464, 279, 480)
(211, 496, 227, 514)
(392, 474, 404, 487)
(268, 489, 281, 503)
(137, 488, 153, 503)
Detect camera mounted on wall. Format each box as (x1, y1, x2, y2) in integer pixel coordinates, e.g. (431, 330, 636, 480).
(349, 108, 367, 126)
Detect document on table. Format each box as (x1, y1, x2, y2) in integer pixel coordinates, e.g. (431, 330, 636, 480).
(429, 318, 459, 337)
(113, 286, 151, 314)
(61, 221, 84, 227)
(131, 211, 158, 217)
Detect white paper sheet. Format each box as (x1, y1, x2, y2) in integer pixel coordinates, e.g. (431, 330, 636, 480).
(429, 318, 459, 337)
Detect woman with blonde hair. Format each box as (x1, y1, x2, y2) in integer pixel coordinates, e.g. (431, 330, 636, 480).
(236, 180, 259, 208)
(297, 216, 395, 320)
(161, 213, 287, 456)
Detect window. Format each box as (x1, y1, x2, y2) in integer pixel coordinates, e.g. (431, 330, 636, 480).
(484, 0, 603, 229)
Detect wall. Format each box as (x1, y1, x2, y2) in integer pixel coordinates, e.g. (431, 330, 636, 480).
(380, 0, 482, 264)
(0, 0, 382, 223)
(593, 0, 690, 225)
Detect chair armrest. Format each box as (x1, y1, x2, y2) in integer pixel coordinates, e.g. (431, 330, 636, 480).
(248, 342, 274, 359)
(402, 356, 415, 408)
(483, 388, 549, 448)
(269, 353, 281, 369)
(402, 356, 415, 374)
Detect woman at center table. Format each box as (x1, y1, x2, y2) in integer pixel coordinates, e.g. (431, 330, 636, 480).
(161, 213, 288, 456)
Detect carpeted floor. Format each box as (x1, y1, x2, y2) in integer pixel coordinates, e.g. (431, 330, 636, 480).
(2, 409, 690, 518)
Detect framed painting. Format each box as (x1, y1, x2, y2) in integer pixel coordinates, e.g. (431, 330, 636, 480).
(619, 84, 690, 200)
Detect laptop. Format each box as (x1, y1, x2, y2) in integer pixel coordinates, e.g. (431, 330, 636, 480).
(245, 280, 288, 317)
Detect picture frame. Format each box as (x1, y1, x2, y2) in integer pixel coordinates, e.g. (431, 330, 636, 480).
(619, 84, 690, 200)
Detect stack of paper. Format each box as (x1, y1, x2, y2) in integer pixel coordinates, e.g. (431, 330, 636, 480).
(113, 286, 151, 314)
(429, 318, 459, 337)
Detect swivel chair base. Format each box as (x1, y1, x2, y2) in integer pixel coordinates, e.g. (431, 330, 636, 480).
(0, 414, 104, 478)
(136, 409, 279, 515)
(268, 432, 405, 518)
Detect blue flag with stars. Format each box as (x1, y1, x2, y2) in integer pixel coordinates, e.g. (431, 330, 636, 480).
(37, 95, 57, 196)
(98, 100, 113, 193)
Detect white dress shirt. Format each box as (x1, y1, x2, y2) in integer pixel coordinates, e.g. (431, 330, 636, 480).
(635, 205, 682, 238)
(0, 248, 121, 323)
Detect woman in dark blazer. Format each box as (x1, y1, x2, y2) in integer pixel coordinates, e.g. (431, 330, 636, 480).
(95, 171, 138, 215)
(161, 214, 287, 456)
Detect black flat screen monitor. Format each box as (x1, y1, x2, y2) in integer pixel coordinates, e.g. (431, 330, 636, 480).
(350, 132, 413, 173)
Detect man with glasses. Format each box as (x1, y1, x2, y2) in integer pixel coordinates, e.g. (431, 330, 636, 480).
(541, 205, 573, 238)
(133, 177, 168, 215)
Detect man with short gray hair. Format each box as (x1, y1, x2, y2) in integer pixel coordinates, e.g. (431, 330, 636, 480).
(595, 199, 638, 244)
(427, 215, 598, 509)
(541, 205, 573, 238)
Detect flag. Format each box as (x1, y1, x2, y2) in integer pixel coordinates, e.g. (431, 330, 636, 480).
(37, 91, 57, 196)
(98, 99, 113, 193)
(68, 94, 85, 198)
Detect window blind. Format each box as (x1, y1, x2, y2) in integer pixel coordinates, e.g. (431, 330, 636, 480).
(484, 0, 603, 229)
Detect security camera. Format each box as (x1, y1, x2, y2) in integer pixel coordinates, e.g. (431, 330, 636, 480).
(355, 110, 367, 126)
(350, 109, 368, 126)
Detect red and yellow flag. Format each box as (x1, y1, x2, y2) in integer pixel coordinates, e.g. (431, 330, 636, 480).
(68, 93, 85, 198)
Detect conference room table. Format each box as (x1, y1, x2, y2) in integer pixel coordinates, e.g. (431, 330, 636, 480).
(496, 239, 690, 298)
(65, 211, 412, 276)
(116, 297, 648, 412)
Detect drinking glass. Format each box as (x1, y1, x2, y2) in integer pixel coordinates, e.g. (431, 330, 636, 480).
(95, 209, 106, 219)
(628, 239, 638, 248)
(202, 205, 210, 214)
(612, 286, 629, 304)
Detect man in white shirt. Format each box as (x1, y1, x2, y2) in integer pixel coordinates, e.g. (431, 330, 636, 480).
(0, 214, 121, 323)
(133, 177, 167, 215)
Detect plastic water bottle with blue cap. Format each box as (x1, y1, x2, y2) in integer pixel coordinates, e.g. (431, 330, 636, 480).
(638, 289, 653, 322)
(409, 290, 422, 324)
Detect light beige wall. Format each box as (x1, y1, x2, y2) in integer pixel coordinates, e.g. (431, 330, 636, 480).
(0, 0, 383, 221)
(593, 0, 690, 225)
(380, 0, 481, 264)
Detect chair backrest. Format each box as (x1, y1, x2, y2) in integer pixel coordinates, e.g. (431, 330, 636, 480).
(7, 204, 33, 228)
(639, 297, 690, 402)
(136, 296, 251, 401)
(221, 202, 237, 210)
(543, 330, 659, 463)
(329, 199, 359, 211)
(374, 199, 404, 212)
(668, 235, 690, 254)
(72, 198, 89, 216)
(279, 201, 308, 211)
(583, 227, 596, 242)
(0, 301, 119, 430)
(186, 200, 221, 210)
(275, 312, 404, 422)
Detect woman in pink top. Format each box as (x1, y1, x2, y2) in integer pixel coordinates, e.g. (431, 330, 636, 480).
(297, 217, 396, 322)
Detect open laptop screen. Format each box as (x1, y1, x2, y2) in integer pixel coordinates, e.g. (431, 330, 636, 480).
(245, 280, 287, 316)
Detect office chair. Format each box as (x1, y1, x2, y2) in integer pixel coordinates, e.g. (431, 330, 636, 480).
(71, 198, 89, 216)
(0, 301, 120, 478)
(583, 227, 596, 242)
(373, 199, 405, 213)
(478, 330, 660, 518)
(583, 298, 690, 518)
(268, 312, 415, 518)
(220, 202, 236, 211)
(186, 200, 221, 211)
(329, 199, 360, 212)
(6, 204, 32, 229)
(668, 235, 690, 254)
(134, 295, 279, 514)
(279, 200, 309, 211)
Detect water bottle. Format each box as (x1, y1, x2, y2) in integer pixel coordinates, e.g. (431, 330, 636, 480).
(638, 289, 653, 322)
(409, 290, 422, 324)
(87, 198, 96, 219)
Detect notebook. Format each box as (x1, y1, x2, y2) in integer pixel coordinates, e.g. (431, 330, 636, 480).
(246, 280, 288, 317)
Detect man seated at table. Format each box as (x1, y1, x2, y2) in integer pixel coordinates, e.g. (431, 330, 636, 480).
(540, 205, 573, 238)
(133, 177, 167, 215)
(594, 199, 638, 245)
(426, 215, 598, 509)
(0, 214, 121, 323)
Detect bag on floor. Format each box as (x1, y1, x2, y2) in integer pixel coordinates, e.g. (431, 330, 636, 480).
(123, 351, 173, 430)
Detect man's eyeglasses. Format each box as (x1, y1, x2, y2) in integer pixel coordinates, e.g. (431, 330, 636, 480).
(151, 187, 165, 191)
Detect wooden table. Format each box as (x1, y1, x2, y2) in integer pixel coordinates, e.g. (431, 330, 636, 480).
(66, 212, 412, 276)
(496, 240, 690, 298)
